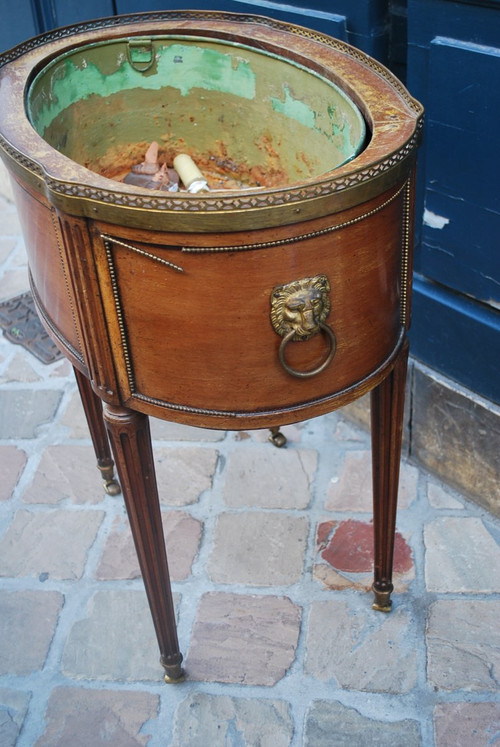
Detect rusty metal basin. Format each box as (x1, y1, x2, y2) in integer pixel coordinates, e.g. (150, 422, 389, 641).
(27, 35, 366, 189)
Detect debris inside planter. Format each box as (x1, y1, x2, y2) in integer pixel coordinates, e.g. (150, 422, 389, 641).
(122, 141, 210, 193)
(123, 163, 180, 191)
(111, 138, 289, 192)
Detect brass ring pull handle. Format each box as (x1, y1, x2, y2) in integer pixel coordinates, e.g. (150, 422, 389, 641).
(270, 274, 337, 379)
(279, 322, 336, 378)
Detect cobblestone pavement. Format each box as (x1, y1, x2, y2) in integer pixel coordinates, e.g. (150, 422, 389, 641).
(0, 167, 499, 746)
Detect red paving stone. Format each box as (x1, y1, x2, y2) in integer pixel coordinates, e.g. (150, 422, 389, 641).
(316, 519, 337, 547)
(319, 519, 413, 574)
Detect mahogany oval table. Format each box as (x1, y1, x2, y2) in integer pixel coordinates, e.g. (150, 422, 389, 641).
(0, 11, 423, 683)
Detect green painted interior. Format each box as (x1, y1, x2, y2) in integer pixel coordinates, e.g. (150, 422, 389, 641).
(27, 36, 366, 187)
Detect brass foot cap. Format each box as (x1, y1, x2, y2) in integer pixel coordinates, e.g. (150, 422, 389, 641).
(372, 601, 392, 613)
(163, 667, 185, 684)
(372, 585, 393, 613)
(103, 479, 121, 496)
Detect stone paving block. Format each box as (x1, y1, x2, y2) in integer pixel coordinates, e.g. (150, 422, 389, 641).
(0, 445, 26, 501)
(22, 445, 105, 505)
(6, 239, 27, 268)
(0, 389, 62, 438)
(340, 391, 371, 430)
(208, 511, 308, 586)
(0, 162, 13, 200)
(60, 391, 90, 439)
(305, 601, 417, 693)
(318, 519, 413, 574)
(0, 591, 63, 675)
(162, 510, 203, 580)
(427, 600, 500, 691)
(186, 592, 301, 686)
(222, 446, 317, 509)
(0, 269, 28, 300)
(340, 377, 413, 454)
(433, 702, 500, 747)
(0, 236, 16, 264)
(427, 481, 464, 509)
(155, 447, 218, 506)
(313, 518, 414, 593)
(61, 401, 221, 496)
(0, 206, 21, 236)
(36, 686, 159, 746)
(424, 517, 500, 592)
(172, 692, 293, 747)
(304, 700, 422, 746)
(0, 353, 40, 384)
(96, 510, 202, 581)
(60, 393, 223, 442)
(48, 359, 72, 379)
(326, 450, 418, 511)
(333, 415, 370, 443)
(150, 417, 224, 441)
(0, 688, 31, 747)
(0, 509, 104, 580)
(62, 590, 172, 681)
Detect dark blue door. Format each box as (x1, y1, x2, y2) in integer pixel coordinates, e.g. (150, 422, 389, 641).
(0, 1, 392, 59)
(407, 0, 500, 404)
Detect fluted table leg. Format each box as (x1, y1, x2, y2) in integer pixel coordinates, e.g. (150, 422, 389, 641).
(370, 338, 409, 612)
(103, 404, 184, 682)
(73, 367, 121, 495)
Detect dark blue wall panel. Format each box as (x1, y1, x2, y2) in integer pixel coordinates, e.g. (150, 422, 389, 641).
(114, 0, 392, 60)
(51, 1, 116, 29)
(0, 1, 393, 72)
(408, 0, 500, 403)
(420, 188, 500, 308)
(418, 37, 500, 306)
(114, 1, 348, 45)
(0, 1, 39, 51)
(0, 1, 116, 49)
(411, 275, 500, 404)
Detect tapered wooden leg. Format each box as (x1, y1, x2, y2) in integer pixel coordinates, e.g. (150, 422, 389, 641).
(103, 404, 184, 683)
(370, 338, 409, 613)
(73, 367, 121, 496)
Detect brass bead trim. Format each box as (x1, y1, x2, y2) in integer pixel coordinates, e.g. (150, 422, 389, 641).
(181, 183, 406, 253)
(102, 234, 184, 396)
(101, 234, 184, 273)
(400, 179, 412, 327)
(103, 239, 136, 391)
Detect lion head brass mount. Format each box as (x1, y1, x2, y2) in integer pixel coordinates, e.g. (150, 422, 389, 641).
(270, 274, 336, 378)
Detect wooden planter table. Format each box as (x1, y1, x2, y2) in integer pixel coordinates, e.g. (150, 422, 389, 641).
(0, 11, 423, 683)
